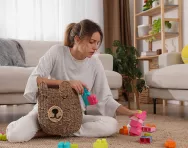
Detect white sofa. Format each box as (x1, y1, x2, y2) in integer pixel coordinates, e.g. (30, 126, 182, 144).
(145, 52, 188, 114)
(0, 40, 122, 105)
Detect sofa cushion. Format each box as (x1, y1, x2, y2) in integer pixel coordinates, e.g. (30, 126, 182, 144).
(145, 64, 188, 89)
(0, 67, 121, 93)
(105, 70, 122, 89)
(0, 66, 35, 93)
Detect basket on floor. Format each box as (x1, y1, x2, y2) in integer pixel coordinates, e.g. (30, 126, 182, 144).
(37, 81, 83, 136)
(139, 87, 162, 104)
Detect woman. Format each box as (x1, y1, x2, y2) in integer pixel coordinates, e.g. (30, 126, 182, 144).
(6, 19, 138, 142)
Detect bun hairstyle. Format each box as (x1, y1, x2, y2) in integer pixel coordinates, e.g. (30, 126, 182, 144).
(63, 19, 103, 48)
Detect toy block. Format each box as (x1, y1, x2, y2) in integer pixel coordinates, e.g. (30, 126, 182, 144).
(134, 111, 147, 120)
(144, 133, 151, 137)
(140, 136, 152, 144)
(71, 144, 78, 148)
(130, 116, 144, 124)
(0, 133, 7, 141)
(129, 127, 142, 136)
(164, 139, 176, 148)
(130, 119, 142, 127)
(82, 88, 98, 106)
(88, 94, 98, 105)
(119, 126, 128, 135)
(93, 139, 108, 148)
(58, 142, 71, 148)
(145, 123, 156, 128)
(142, 126, 156, 133)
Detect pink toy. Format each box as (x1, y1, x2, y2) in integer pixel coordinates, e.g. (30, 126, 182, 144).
(142, 126, 156, 133)
(130, 120, 142, 127)
(130, 116, 144, 124)
(129, 127, 142, 136)
(134, 111, 147, 120)
(87, 94, 98, 105)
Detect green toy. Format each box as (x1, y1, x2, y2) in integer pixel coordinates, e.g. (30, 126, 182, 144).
(0, 133, 7, 141)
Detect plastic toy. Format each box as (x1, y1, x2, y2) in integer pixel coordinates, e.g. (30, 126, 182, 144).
(82, 88, 98, 106)
(129, 126, 142, 136)
(93, 139, 108, 148)
(142, 126, 156, 133)
(140, 136, 152, 144)
(119, 126, 128, 135)
(145, 123, 156, 128)
(0, 133, 7, 141)
(57, 142, 78, 148)
(133, 111, 147, 121)
(130, 119, 142, 127)
(181, 45, 188, 63)
(164, 139, 176, 148)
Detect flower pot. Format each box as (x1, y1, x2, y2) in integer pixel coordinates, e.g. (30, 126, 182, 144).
(164, 0, 174, 5)
(165, 22, 178, 32)
(137, 25, 150, 37)
(152, 0, 160, 7)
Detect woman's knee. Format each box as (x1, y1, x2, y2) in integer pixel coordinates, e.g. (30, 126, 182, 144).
(100, 116, 118, 136)
(6, 110, 39, 142)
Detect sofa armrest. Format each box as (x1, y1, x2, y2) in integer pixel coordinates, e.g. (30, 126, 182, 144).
(95, 54, 113, 70)
(159, 52, 183, 68)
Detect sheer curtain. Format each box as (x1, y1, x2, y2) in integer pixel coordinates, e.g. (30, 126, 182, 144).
(0, 0, 104, 46)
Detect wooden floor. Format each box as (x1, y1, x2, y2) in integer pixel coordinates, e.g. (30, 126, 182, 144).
(0, 102, 188, 124)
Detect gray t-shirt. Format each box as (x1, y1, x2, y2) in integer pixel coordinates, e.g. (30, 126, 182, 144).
(24, 44, 120, 117)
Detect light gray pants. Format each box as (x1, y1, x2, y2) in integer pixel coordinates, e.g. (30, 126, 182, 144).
(6, 107, 118, 142)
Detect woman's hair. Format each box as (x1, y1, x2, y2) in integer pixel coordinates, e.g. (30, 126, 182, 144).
(64, 19, 103, 48)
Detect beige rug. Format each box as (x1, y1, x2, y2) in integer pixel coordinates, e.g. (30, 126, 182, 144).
(0, 114, 188, 148)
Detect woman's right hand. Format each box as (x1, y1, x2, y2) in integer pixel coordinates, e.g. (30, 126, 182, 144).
(69, 80, 88, 95)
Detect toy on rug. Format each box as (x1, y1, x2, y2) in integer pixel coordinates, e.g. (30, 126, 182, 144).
(140, 133, 152, 144)
(119, 125, 128, 135)
(129, 111, 147, 136)
(82, 88, 98, 106)
(57, 141, 78, 148)
(164, 139, 176, 148)
(93, 139, 108, 148)
(0, 132, 7, 141)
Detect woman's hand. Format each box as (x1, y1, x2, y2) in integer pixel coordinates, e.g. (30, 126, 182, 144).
(69, 80, 88, 95)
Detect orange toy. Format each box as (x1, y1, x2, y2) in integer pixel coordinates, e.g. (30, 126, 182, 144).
(119, 126, 128, 135)
(164, 139, 176, 148)
(145, 123, 156, 128)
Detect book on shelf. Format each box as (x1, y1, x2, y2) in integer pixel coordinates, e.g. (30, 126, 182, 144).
(141, 51, 157, 56)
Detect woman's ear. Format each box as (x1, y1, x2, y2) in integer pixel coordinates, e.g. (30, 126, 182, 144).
(74, 36, 80, 44)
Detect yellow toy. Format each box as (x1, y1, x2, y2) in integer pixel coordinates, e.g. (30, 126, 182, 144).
(181, 45, 188, 63)
(93, 139, 108, 148)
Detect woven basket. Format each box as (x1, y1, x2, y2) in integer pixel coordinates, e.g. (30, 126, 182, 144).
(37, 81, 82, 136)
(139, 88, 162, 104)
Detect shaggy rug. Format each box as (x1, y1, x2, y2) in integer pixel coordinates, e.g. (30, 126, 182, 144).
(0, 114, 188, 148)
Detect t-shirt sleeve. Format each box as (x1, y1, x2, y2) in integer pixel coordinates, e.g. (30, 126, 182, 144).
(91, 57, 121, 117)
(23, 45, 58, 103)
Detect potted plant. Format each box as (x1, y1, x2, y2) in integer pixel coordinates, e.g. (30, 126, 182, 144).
(147, 18, 172, 42)
(105, 40, 146, 108)
(143, 0, 159, 11)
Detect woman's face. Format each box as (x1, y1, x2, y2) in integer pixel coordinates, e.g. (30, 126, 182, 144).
(75, 32, 101, 58)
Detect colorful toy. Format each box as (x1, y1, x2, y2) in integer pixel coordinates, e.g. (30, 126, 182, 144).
(129, 110, 147, 136)
(119, 126, 128, 135)
(142, 126, 156, 133)
(82, 88, 98, 106)
(140, 135, 152, 144)
(181, 45, 188, 63)
(164, 139, 176, 148)
(145, 123, 156, 128)
(0, 133, 7, 141)
(57, 142, 78, 148)
(93, 139, 108, 148)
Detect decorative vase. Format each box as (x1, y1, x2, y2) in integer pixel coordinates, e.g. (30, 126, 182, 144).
(137, 25, 150, 37)
(152, 0, 160, 7)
